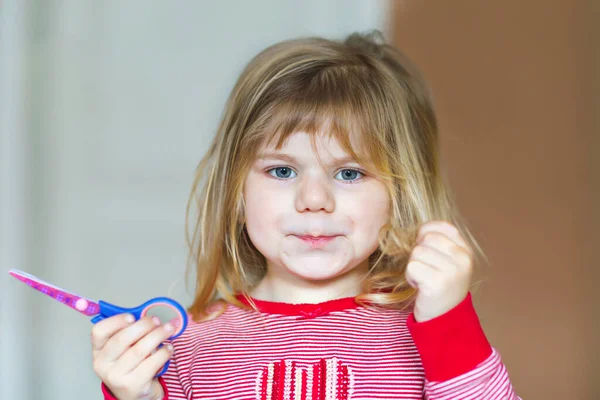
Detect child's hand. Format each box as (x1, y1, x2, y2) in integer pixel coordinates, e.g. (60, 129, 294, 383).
(91, 314, 174, 400)
(406, 221, 474, 322)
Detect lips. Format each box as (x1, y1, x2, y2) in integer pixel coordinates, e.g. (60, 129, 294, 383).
(295, 235, 339, 248)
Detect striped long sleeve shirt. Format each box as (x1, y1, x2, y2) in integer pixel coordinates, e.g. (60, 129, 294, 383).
(102, 293, 519, 399)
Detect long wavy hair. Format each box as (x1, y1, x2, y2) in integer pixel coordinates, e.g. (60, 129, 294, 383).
(185, 30, 487, 321)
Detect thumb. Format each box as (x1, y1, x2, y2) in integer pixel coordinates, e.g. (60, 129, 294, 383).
(405, 261, 435, 290)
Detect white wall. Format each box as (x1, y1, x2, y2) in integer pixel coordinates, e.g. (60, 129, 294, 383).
(0, 1, 390, 399)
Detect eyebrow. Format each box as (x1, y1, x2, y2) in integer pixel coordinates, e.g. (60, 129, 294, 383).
(257, 152, 359, 165)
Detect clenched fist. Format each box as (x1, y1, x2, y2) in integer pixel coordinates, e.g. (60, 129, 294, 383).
(406, 221, 474, 322)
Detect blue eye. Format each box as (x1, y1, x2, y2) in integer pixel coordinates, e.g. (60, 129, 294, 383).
(268, 167, 297, 179)
(335, 169, 363, 182)
(267, 167, 364, 182)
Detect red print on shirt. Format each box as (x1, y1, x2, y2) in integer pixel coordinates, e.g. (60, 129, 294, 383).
(255, 357, 353, 400)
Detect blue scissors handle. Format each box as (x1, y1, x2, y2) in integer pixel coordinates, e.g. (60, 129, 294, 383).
(90, 297, 188, 377)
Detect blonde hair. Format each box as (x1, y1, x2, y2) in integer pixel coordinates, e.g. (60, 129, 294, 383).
(185, 30, 487, 321)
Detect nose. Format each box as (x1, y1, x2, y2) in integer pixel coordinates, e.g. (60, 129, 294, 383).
(295, 173, 335, 213)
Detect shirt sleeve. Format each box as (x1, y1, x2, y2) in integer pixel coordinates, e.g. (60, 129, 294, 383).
(406, 293, 520, 399)
(100, 345, 189, 400)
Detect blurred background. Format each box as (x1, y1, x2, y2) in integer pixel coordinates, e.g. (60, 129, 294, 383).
(0, 1, 596, 399)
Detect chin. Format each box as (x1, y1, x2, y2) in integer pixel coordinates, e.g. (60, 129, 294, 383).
(281, 254, 354, 282)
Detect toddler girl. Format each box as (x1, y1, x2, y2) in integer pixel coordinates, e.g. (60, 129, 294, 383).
(92, 31, 519, 400)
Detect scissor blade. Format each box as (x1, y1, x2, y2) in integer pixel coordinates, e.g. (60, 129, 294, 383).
(8, 269, 100, 316)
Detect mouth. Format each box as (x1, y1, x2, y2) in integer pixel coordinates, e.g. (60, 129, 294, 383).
(294, 235, 340, 248)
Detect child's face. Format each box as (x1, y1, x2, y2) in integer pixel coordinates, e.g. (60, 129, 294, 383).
(243, 131, 390, 285)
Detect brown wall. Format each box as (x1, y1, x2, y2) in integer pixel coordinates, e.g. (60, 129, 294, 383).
(391, 1, 596, 399)
(592, 0, 600, 397)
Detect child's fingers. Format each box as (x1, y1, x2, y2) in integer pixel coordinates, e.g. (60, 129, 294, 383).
(91, 313, 136, 352)
(417, 221, 470, 252)
(405, 260, 437, 289)
(127, 342, 174, 386)
(409, 244, 455, 272)
(98, 316, 161, 363)
(113, 322, 175, 375)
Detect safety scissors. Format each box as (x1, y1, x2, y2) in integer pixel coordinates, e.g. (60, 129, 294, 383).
(8, 268, 188, 377)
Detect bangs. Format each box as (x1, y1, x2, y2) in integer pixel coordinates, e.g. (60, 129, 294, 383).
(266, 103, 363, 162)
(255, 71, 390, 173)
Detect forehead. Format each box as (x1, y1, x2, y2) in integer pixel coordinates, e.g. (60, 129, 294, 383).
(248, 97, 387, 171)
(258, 115, 374, 167)
(260, 131, 359, 159)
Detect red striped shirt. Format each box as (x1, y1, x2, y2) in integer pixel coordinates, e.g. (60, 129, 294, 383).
(102, 293, 519, 399)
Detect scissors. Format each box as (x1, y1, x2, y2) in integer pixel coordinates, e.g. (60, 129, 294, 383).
(8, 268, 188, 377)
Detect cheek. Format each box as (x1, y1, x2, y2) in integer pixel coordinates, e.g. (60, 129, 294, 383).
(243, 177, 284, 242)
(347, 189, 389, 239)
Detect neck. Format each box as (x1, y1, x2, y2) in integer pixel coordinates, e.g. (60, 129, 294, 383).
(249, 260, 368, 304)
